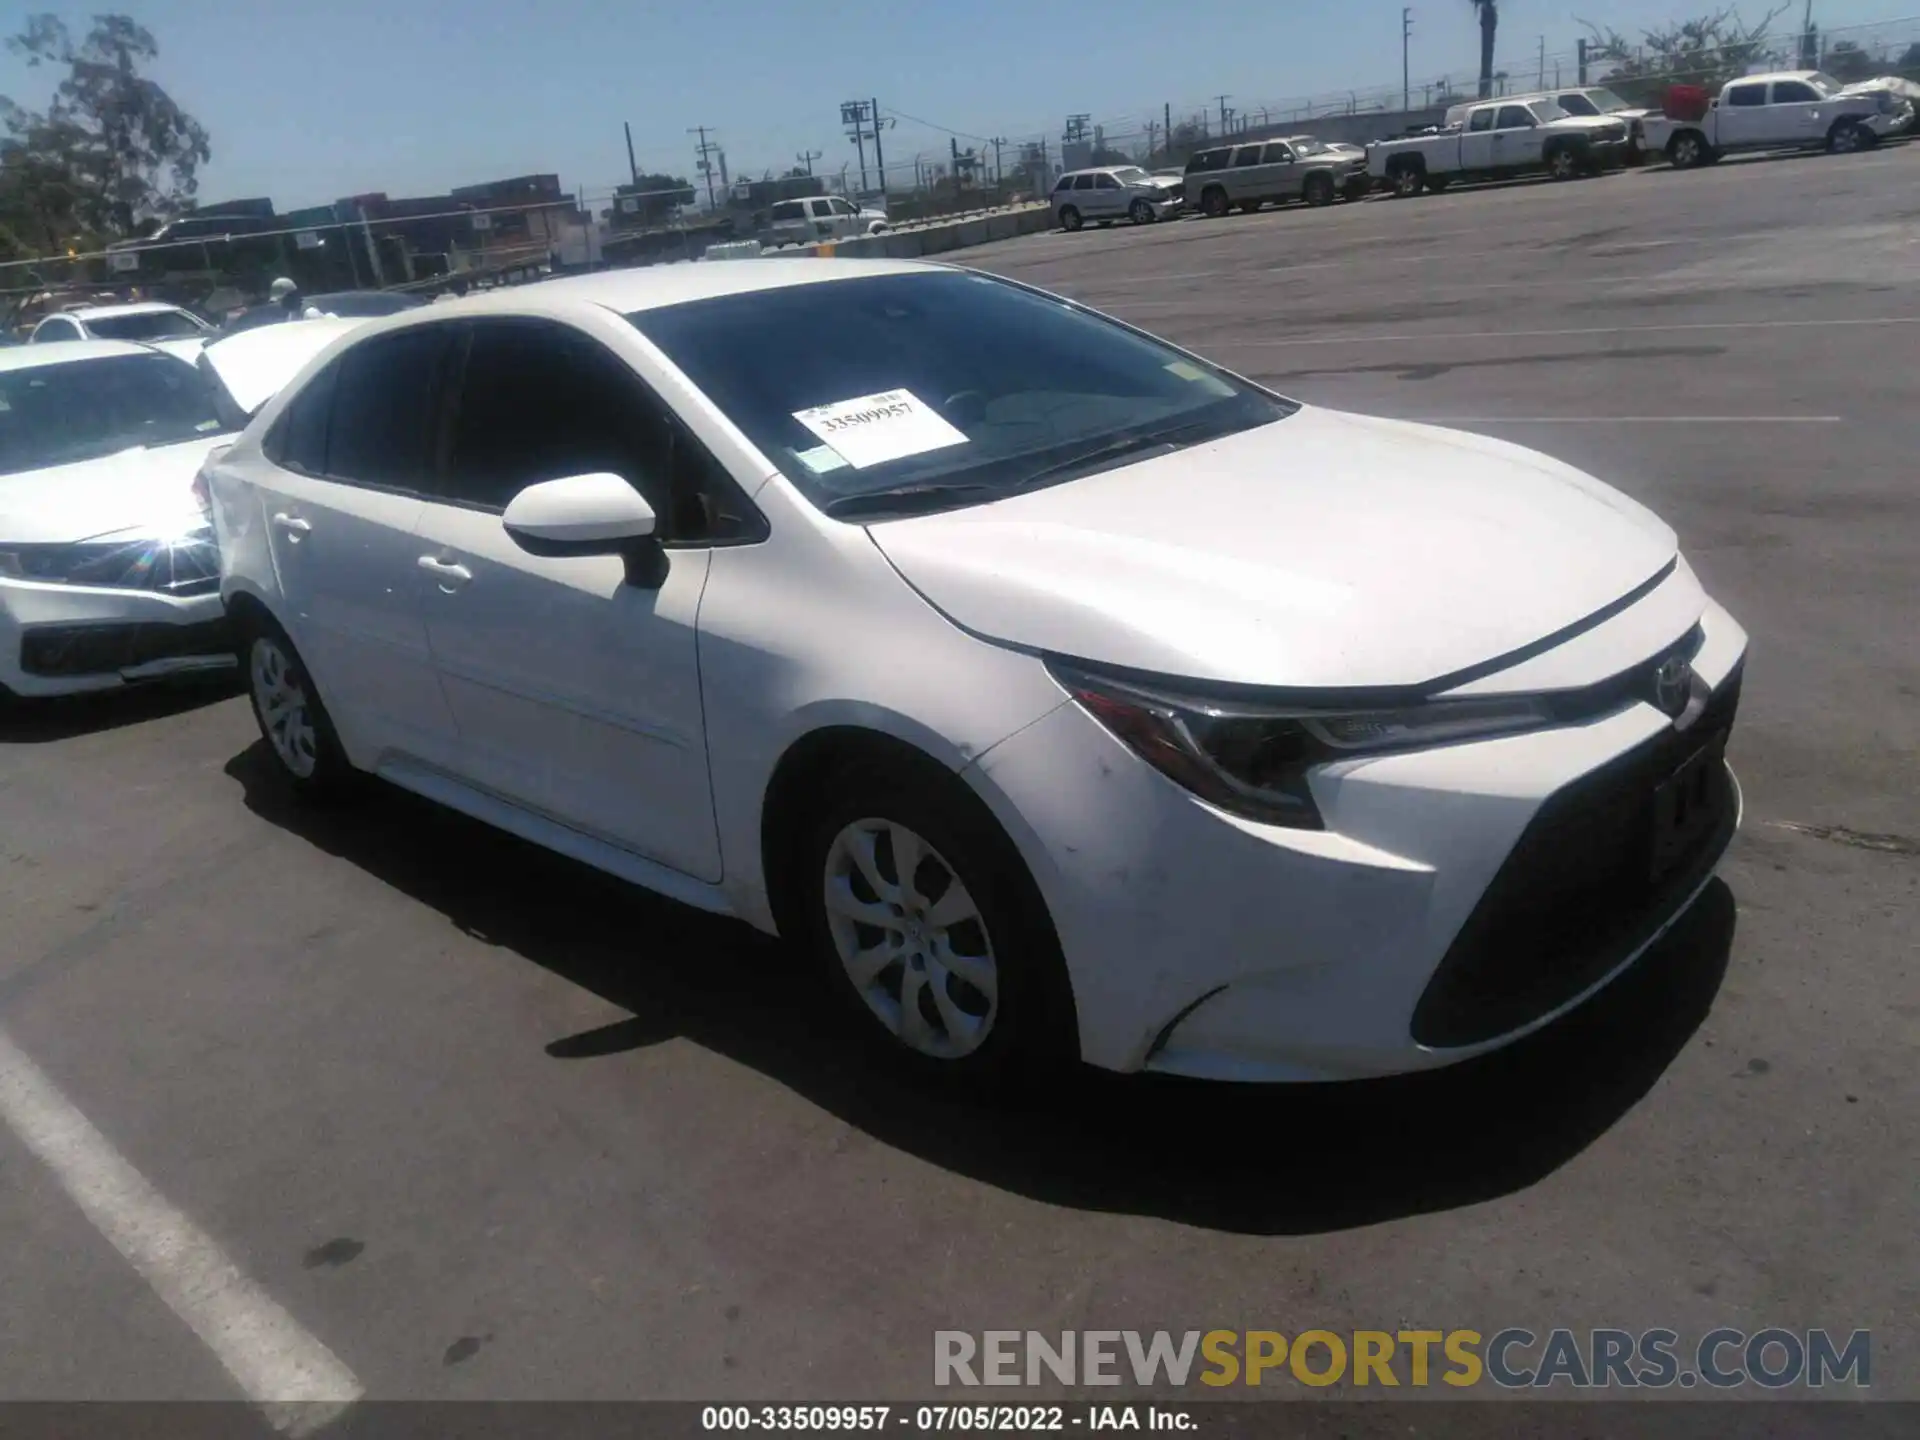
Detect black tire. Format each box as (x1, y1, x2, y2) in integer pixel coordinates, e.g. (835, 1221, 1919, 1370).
(1128, 198, 1154, 224)
(234, 608, 357, 801)
(1667, 131, 1707, 169)
(1302, 173, 1335, 208)
(1201, 185, 1230, 218)
(799, 756, 1076, 1098)
(1425, 174, 1452, 192)
(1547, 143, 1581, 181)
(1827, 119, 1868, 154)
(1391, 164, 1425, 198)
(1058, 205, 1082, 232)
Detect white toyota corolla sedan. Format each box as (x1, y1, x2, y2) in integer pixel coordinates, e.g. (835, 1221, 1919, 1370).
(203, 260, 1747, 1090)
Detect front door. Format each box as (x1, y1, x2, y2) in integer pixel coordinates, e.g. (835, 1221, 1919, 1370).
(1090, 171, 1125, 216)
(412, 316, 723, 882)
(1260, 142, 1303, 200)
(257, 326, 461, 767)
(1767, 78, 1831, 142)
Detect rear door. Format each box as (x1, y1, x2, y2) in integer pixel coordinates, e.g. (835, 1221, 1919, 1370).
(1225, 144, 1266, 204)
(1717, 81, 1772, 145)
(1458, 106, 1498, 169)
(254, 325, 461, 766)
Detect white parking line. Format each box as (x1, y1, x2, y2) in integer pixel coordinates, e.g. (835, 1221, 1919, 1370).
(1216, 316, 1920, 346)
(0, 1027, 361, 1435)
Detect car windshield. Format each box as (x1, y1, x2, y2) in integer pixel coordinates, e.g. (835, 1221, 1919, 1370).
(83, 309, 207, 341)
(626, 271, 1297, 518)
(1291, 139, 1333, 155)
(0, 352, 227, 476)
(1586, 87, 1631, 112)
(1807, 73, 1841, 96)
(1110, 167, 1152, 185)
(1529, 100, 1571, 122)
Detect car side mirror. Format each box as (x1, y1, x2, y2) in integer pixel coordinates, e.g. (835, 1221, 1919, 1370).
(502, 472, 667, 588)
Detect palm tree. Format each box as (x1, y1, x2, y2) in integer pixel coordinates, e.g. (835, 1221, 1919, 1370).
(1472, 0, 1499, 99)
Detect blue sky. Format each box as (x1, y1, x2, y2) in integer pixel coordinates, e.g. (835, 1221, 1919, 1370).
(1, 1, 1906, 210)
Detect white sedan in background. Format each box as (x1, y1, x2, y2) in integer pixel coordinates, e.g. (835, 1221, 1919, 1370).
(0, 325, 355, 699)
(29, 301, 215, 362)
(204, 260, 1746, 1091)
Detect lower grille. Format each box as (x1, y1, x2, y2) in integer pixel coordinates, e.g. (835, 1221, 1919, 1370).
(1410, 663, 1743, 1049)
(20, 617, 233, 679)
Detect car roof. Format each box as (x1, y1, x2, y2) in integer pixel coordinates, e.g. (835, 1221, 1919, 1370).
(1735, 71, 1821, 85)
(0, 338, 167, 372)
(61, 301, 197, 320)
(378, 257, 946, 319)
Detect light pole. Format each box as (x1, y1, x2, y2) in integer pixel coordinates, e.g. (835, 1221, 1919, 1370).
(1403, 8, 1413, 113)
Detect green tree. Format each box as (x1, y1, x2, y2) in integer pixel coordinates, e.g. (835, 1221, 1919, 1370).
(1578, 6, 1790, 108)
(1822, 39, 1879, 83)
(1472, 1, 1499, 100)
(1, 13, 210, 254)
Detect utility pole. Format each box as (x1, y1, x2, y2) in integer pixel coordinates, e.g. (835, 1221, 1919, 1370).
(841, 100, 873, 192)
(1537, 35, 1546, 90)
(1402, 8, 1413, 113)
(688, 125, 721, 208)
(623, 122, 640, 186)
(1800, 0, 1816, 67)
(796, 149, 821, 176)
(991, 136, 1005, 183)
(1216, 95, 1231, 137)
(1577, 38, 1589, 84)
(871, 97, 893, 196)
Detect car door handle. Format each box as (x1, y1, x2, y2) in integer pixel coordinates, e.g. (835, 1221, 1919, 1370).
(271, 512, 310, 540)
(417, 555, 473, 589)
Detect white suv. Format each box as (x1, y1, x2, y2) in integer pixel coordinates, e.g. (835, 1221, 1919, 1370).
(767, 195, 889, 246)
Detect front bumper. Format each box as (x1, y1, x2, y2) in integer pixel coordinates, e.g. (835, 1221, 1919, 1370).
(0, 577, 232, 698)
(968, 598, 1748, 1082)
(1866, 108, 1913, 137)
(1588, 136, 1633, 167)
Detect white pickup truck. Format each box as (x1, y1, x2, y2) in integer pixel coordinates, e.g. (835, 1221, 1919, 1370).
(1367, 98, 1632, 197)
(1645, 71, 1912, 168)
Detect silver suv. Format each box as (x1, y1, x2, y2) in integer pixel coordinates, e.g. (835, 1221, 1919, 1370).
(1183, 137, 1372, 218)
(1049, 166, 1182, 231)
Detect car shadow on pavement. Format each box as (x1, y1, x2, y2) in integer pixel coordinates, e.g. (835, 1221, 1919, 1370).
(0, 675, 239, 743)
(226, 740, 1736, 1237)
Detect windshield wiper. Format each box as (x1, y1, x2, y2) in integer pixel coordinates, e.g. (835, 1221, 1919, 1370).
(1013, 418, 1226, 492)
(822, 481, 1005, 520)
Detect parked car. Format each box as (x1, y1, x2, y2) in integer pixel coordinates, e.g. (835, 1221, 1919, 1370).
(1183, 138, 1372, 216)
(0, 326, 351, 700)
(1050, 166, 1184, 230)
(1449, 86, 1658, 163)
(204, 260, 1748, 1093)
(768, 195, 890, 246)
(28, 302, 215, 362)
(1644, 72, 1911, 167)
(1368, 98, 1632, 195)
(1837, 74, 1920, 137)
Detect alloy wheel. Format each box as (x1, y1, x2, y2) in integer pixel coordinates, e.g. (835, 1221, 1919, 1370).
(250, 637, 318, 779)
(822, 818, 998, 1060)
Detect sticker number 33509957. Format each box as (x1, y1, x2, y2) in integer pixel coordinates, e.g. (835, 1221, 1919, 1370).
(791, 388, 969, 470)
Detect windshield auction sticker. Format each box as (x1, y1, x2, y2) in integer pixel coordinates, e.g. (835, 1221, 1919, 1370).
(792, 388, 969, 469)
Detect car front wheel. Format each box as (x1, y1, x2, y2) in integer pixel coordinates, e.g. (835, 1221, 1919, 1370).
(801, 760, 1074, 1095)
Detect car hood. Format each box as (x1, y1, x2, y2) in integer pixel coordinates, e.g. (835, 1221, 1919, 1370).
(864, 406, 1680, 690)
(0, 435, 227, 545)
(1549, 116, 1628, 134)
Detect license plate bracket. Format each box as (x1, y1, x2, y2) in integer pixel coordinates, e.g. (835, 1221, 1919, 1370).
(1650, 734, 1726, 883)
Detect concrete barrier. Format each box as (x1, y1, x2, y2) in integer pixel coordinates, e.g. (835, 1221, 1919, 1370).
(737, 204, 1051, 266)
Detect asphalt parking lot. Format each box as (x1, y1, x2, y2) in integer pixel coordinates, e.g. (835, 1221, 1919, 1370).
(3, 148, 1917, 1417)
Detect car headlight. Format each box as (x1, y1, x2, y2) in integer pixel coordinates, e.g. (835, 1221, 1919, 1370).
(1048, 659, 1555, 830)
(0, 526, 220, 595)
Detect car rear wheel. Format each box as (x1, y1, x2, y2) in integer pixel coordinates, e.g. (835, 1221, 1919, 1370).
(1128, 198, 1155, 224)
(1303, 173, 1335, 207)
(801, 760, 1074, 1097)
(1200, 186, 1230, 218)
(1668, 132, 1706, 168)
(1391, 165, 1426, 198)
(239, 613, 355, 800)
(1058, 205, 1082, 232)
